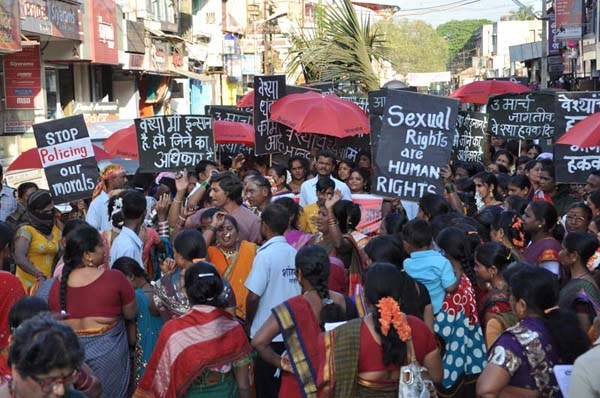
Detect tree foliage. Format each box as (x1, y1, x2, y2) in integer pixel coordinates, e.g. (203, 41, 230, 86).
(507, 6, 536, 20)
(376, 19, 448, 75)
(287, 0, 389, 93)
(436, 19, 492, 67)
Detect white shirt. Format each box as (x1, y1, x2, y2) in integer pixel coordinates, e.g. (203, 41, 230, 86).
(244, 236, 300, 341)
(109, 226, 144, 268)
(299, 175, 352, 206)
(86, 191, 111, 231)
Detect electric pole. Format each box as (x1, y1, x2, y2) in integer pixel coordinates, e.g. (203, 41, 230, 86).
(541, 0, 548, 88)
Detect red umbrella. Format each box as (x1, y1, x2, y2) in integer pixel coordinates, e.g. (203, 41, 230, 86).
(556, 112, 600, 148)
(237, 90, 254, 108)
(102, 124, 139, 160)
(450, 80, 532, 104)
(269, 92, 369, 138)
(7, 145, 111, 172)
(214, 120, 254, 145)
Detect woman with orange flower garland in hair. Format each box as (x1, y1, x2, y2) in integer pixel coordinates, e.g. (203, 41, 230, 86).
(490, 211, 526, 261)
(318, 263, 442, 398)
(252, 246, 354, 398)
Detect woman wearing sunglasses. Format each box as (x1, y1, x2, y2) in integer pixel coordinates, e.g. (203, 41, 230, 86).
(0, 313, 86, 398)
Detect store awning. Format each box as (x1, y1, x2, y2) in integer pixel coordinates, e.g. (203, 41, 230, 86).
(169, 67, 208, 81)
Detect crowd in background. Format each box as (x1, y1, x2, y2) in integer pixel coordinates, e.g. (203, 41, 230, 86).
(0, 135, 599, 398)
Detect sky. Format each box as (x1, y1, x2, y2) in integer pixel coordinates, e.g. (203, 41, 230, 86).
(392, 0, 541, 26)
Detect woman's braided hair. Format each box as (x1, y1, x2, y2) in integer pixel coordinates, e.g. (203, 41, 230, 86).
(295, 246, 345, 324)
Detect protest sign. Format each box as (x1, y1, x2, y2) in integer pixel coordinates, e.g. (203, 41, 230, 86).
(207, 105, 255, 159)
(206, 105, 253, 124)
(487, 93, 555, 139)
(268, 127, 369, 162)
(554, 92, 600, 183)
(135, 115, 215, 172)
(33, 115, 98, 203)
(254, 75, 286, 155)
(353, 194, 383, 235)
(454, 111, 488, 163)
(373, 90, 458, 201)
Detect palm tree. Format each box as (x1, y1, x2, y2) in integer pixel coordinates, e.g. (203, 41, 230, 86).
(287, 0, 389, 93)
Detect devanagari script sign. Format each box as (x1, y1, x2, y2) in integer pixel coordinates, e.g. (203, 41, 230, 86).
(554, 92, 600, 183)
(135, 115, 215, 172)
(487, 93, 555, 139)
(454, 111, 488, 163)
(207, 105, 255, 158)
(373, 90, 458, 201)
(33, 115, 98, 203)
(254, 75, 286, 155)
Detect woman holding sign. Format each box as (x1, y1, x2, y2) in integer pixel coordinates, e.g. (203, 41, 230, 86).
(14, 191, 61, 291)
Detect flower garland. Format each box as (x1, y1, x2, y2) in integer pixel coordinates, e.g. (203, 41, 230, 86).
(376, 297, 411, 342)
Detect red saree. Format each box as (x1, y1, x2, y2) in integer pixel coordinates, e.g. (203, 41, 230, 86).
(134, 305, 252, 398)
(0, 272, 25, 377)
(273, 295, 322, 398)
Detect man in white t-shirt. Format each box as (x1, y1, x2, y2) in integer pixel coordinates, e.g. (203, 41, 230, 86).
(245, 203, 300, 398)
(299, 149, 351, 206)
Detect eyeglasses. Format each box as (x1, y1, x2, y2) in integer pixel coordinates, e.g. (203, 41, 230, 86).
(566, 215, 586, 223)
(30, 369, 79, 393)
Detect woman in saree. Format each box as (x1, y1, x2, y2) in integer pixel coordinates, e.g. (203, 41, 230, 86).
(276, 197, 317, 250)
(435, 227, 487, 396)
(319, 263, 442, 397)
(522, 201, 563, 277)
(315, 191, 367, 296)
(113, 257, 164, 381)
(477, 267, 590, 397)
(474, 242, 517, 348)
(206, 215, 256, 320)
(135, 262, 252, 398)
(558, 231, 600, 333)
(46, 225, 137, 398)
(0, 272, 25, 377)
(252, 246, 353, 398)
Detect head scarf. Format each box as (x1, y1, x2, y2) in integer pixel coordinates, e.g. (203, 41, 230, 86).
(92, 164, 126, 200)
(0, 272, 26, 348)
(25, 190, 55, 235)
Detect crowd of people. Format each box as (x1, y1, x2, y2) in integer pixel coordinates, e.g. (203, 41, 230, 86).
(0, 138, 599, 398)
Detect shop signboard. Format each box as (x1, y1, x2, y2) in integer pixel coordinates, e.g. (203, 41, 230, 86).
(3, 45, 42, 109)
(73, 102, 119, 124)
(88, 0, 117, 64)
(0, 0, 21, 53)
(555, 0, 583, 40)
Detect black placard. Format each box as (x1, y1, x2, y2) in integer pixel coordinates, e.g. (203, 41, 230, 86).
(135, 115, 215, 172)
(373, 90, 458, 200)
(254, 75, 286, 155)
(340, 96, 370, 113)
(454, 111, 488, 163)
(206, 105, 253, 124)
(268, 127, 369, 162)
(33, 115, 99, 203)
(487, 93, 555, 139)
(554, 92, 600, 183)
(207, 106, 255, 159)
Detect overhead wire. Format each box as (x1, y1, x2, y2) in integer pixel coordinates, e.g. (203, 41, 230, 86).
(394, 0, 482, 17)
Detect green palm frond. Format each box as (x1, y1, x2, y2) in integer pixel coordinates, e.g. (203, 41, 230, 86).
(287, 0, 389, 92)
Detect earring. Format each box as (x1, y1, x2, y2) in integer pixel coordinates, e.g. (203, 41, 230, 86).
(538, 224, 543, 229)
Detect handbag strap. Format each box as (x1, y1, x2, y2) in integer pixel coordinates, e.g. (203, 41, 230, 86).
(406, 338, 417, 364)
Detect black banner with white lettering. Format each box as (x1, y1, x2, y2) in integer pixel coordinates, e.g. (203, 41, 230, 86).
(33, 115, 98, 203)
(254, 75, 286, 155)
(487, 93, 555, 139)
(207, 105, 255, 159)
(554, 92, 600, 183)
(135, 115, 215, 172)
(453, 111, 488, 163)
(269, 127, 369, 162)
(373, 90, 458, 201)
